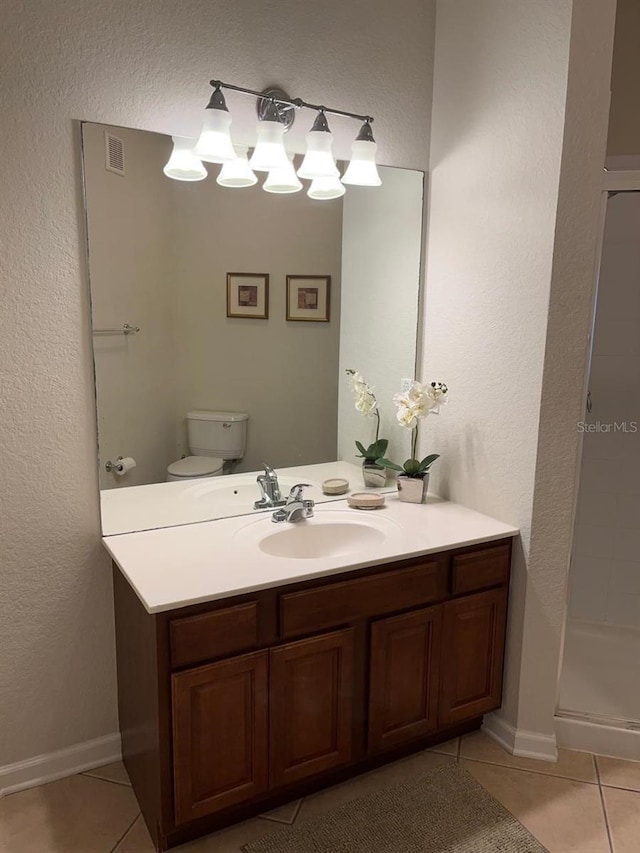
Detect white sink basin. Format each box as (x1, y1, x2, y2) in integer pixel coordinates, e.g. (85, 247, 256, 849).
(236, 508, 411, 561)
(259, 522, 384, 559)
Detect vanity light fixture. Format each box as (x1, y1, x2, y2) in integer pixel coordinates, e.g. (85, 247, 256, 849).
(263, 154, 303, 194)
(297, 111, 340, 180)
(165, 79, 381, 197)
(341, 120, 382, 187)
(248, 99, 291, 172)
(216, 145, 257, 188)
(308, 175, 346, 200)
(163, 137, 208, 181)
(193, 85, 236, 163)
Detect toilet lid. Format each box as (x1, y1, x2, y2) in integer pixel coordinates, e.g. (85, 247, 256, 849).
(167, 456, 224, 478)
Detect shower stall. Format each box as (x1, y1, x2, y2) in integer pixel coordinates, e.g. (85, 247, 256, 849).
(557, 166, 640, 757)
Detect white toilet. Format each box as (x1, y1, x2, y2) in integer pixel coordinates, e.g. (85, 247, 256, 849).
(166, 410, 248, 482)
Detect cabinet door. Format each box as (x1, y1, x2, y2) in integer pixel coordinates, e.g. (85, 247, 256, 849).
(439, 588, 508, 726)
(172, 650, 268, 824)
(368, 605, 442, 754)
(270, 629, 355, 788)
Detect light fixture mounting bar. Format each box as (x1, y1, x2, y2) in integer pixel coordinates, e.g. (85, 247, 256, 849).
(209, 80, 374, 124)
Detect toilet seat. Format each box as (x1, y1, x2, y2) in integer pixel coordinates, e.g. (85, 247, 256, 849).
(167, 456, 224, 478)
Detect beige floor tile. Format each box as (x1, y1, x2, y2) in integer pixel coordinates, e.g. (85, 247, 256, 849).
(84, 760, 131, 786)
(428, 737, 459, 756)
(259, 798, 302, 824)
(460, 731, 597, 782)
(0, 774, 139, 853)
(299, 749, 454, 821)
(115, 812, 282, 852)
(602, 786, 640, 853)
(464, 760, 610, 853)
(114, 815, 155, 852)
(597, 754, 640, 791)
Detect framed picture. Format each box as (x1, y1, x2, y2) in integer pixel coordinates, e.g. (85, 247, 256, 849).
(286, 275, 331, 322)
(226, 273, 269, 319)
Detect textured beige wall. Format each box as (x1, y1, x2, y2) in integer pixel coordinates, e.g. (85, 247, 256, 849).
(171, 167, 342, 473)
(84, 124, 178, 489)
(0, 0, 436, 767)
(608, 0, 640, 156)
(423, 0, 615, 742)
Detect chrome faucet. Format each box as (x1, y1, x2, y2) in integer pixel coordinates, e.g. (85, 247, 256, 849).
(254, 463, 285, 509)
(272, 484, 315, 523)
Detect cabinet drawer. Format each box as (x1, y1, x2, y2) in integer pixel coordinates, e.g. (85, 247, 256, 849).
(170, 602, 258, 668)
(451, 543, 510, 595)
(280, 560, 443, 638)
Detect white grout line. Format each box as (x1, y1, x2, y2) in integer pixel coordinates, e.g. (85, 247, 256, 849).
(595, 758, 615, 853)
(259, 799, 303, 825)
(109, 812, 141, 853)
(81, 770, 132, 788)
(460, 756, 600, 786)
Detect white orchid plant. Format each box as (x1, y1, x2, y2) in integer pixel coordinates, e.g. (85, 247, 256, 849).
(378, 380, 448, 478)
(345, 369, 389, 463)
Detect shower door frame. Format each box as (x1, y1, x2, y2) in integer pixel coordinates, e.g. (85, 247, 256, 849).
(555, 168, 640, 756)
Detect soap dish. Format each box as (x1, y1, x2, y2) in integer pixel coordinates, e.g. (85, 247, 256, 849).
(347, 492, 385, 510)
(322, 478, 350, 496)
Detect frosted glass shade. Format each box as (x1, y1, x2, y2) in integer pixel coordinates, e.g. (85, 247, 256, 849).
(263, 155, 302, 194)
(341, 140, 382, 186)
(163, 137, 207, 182)
(194, 109, 235, 163)
(249, 121, 290, 172)
(297, 131, 340, 180)
(307, 176, 345, 200)
(217, 146, 257, 188)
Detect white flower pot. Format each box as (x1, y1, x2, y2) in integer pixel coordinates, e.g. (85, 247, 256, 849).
(397, 473, 428, 504)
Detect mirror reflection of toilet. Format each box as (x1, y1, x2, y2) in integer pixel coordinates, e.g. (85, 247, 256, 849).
(167, 411, 248, 481)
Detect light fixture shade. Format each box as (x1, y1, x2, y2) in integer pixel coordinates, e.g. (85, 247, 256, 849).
(217, 145, 257, 188)
(163, 137, 208, 182)
(307, 176, 345, 200)
(342, 140, 382, 186)
(297, 130, 340, 180)
(263, 155, 302, 194)
(194, 109, 235, 163)
(249, 121, 290, 172)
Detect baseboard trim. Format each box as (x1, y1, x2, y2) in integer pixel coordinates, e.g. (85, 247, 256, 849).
(0, 732, 122, 798)
(555, 714, 640, 761)
(482, 713, 558, 762)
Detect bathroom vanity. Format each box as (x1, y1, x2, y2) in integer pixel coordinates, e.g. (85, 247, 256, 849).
(106, 497, 517, 850)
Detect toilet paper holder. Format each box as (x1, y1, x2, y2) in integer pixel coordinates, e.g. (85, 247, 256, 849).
(105, 456, 136, 474)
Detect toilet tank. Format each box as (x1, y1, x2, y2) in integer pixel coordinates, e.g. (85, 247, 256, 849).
(186, 411, 248, 460)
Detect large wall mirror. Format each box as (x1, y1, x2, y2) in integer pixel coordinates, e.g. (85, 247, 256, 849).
(82, 122, 424, 534)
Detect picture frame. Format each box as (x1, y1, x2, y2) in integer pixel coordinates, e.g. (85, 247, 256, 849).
(226, 273, 269, 319)
(286, 275, 331, 322)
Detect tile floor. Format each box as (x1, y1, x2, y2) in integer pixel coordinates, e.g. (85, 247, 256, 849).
(1, 732, 639, 852)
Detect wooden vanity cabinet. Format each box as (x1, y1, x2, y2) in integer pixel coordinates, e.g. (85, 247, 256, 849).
(113, 537, 512, 851)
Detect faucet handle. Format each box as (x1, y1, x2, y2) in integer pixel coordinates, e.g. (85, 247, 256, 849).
(288, 483, 311, 502)
(261, 461, 277, 479)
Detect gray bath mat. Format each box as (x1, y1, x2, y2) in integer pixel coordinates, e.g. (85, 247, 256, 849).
(243, 760, 548, 853)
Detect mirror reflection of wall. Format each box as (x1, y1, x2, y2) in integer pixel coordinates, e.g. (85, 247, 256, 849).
(82, 121, 424, 530)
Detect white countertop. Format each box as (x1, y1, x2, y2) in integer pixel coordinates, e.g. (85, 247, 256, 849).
(101, 460, 392, 535)
(103, 494, 519, 614)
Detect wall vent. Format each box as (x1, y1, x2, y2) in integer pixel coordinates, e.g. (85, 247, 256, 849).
(105, 132, 125, 176)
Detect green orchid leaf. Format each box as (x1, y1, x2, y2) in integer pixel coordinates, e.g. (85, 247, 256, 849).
(371, 438, 389, 457)
(418, 453, 440, 471)
(355, 440, 368, 457)
(377, 458, 404, 472)
(403, 458, 421, 475)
